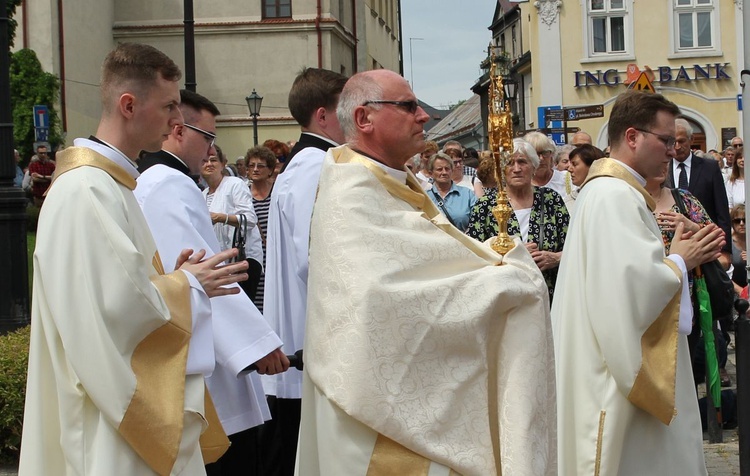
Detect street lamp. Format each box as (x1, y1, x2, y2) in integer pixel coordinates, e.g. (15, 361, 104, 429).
(245, 89, 263, 146)
(503, 74, 518, 102)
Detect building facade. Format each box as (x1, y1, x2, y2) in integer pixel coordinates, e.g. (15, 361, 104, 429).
(13, 0, 401, 159)
(527, 0, 743, 150)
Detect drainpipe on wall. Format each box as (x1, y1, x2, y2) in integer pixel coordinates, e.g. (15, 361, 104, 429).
(351, 0, 357, 73)
(397, 0, 403, 76)
(21, 0, 28, 48)
(316, 0, 322, 68)
(57, 0, 66, 131)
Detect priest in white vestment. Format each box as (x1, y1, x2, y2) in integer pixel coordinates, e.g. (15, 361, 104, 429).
(551, 91, 724, 475)
(296, 69, 556, 476)
(20, 43, 248, 476)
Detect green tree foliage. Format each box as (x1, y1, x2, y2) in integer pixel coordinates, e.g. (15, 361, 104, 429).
(0, 325, 29, 464)
(6, 0, 22, 48)
(10, 49, 62, 160)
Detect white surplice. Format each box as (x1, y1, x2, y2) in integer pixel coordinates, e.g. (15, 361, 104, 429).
(20, 141, 218, 476)
(262, 146, 326, 398)
(551, 158, 707, 475)
(136, 164, 282, 434)
(297, 146, 557, 476)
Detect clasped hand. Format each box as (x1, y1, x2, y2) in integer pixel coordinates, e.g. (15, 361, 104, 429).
(174, 248, 248, 298)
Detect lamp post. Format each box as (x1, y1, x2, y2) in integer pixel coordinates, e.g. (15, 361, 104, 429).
(409, 37, 424, 91)
(245, 89, 263, 146)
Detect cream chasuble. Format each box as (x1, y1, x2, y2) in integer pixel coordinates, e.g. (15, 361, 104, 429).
(19, 146, 226, 476)
(297, 146, 557, 476)
(551, 158, 706, 475)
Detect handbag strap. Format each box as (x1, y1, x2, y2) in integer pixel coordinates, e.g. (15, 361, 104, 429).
(670, 188, 688, 216)
(429, 189, 459, 229)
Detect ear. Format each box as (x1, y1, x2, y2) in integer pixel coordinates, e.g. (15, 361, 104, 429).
(624, 128, 639, 149)
(353, 106, 373, 133)
(118, 93, 136, 119)
(313, 106, 327, 127)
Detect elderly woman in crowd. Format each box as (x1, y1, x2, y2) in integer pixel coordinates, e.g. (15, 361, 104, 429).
(426, 152, 477, 231)
(563, 144, 605, 212)
(201, 145, 264, 299)
(725, 146, 745, 208)
(525, 131, 567, 196)
(246, 145, 277, 313)
(467, 138, 569, 302)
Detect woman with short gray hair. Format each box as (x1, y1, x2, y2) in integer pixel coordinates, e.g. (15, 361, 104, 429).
(426, 152, 477, 231)
(467, 138, 569, 302)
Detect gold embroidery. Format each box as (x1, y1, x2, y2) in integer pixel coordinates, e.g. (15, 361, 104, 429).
(627, 259, 681, 424)
(52, 147, 137, 190)
(119, 271, 192, 475)
(595, 410, 606, 476)
(583, 158, 656, 211)
(366, 433, 431, 476)
(152, 252, 165, 276)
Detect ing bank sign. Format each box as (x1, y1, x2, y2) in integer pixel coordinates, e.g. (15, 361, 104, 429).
(574, 63, 731, 88)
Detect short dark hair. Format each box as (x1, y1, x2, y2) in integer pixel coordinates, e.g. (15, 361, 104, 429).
(288, 68, 348, 127)
(569, 144, 605, 167)
(245, 145, 278, 170)
(100, 43, 181, 112)
(180, 89, 221, 121)
(607, 91, 681, 148)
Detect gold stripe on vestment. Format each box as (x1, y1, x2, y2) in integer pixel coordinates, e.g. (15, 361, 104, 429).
(628, 258, 681, 425)
(120, 270, 192, 475)
(200, 387, 231, 464)
(582, 158, 656, 211)
(595, 410, 606, 476)
(366, 433, 432, 476)
(331, 147, 504, 264)
(51, 146, 137, 190)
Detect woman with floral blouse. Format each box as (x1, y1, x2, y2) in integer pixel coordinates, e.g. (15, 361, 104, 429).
(467, 138, 569, 303)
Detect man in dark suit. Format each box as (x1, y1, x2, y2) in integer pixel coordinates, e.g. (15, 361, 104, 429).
(666, 116, 732, 386)
(666, 118, 731, 259)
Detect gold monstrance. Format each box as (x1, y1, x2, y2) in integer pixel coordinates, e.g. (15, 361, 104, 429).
(487, 45, 515, 254)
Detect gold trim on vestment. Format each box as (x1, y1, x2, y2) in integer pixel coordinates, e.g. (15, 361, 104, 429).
(582, 158, 656, 211)
(120, 271, 192, 475)
(595, 410, 606, 476)
(366, 433, 432, 476)
(627, 259, 681, 425)
(199, 387, 231, 464)
(51, 146, 137, 190)
(331, 147, 503, 264)
(152, 252, 165, 275)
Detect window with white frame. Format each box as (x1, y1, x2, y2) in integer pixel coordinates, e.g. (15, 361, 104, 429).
(587, 0, 627, 55)
(673, 0, 715, 51)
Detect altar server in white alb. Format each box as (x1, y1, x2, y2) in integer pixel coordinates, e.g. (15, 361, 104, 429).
(552, 90, 725, 475)
(19, 43, 250, 475)
(135, 89, 289, 475)
(296, 69, 556, 476)
(261, 67, 348, 476)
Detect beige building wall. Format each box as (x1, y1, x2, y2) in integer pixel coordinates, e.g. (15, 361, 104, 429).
(528, 0, 742, 150)
(13, 0, 400, 158)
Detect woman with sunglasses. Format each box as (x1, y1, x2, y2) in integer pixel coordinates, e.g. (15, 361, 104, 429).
(731, 204, 747, 295)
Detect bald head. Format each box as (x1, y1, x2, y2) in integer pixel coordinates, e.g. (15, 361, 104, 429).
(336, 69, 428, 168)
(571, 131, 592, 146)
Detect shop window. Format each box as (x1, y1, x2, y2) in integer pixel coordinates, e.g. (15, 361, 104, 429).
(583, 0, 632, 60)
(263, 0, 291, 19)
(673, 0, 717, 52)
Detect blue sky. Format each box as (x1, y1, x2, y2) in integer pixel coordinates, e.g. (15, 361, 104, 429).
(400, 0, 497, 110)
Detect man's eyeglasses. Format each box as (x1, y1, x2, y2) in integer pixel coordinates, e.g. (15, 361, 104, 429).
(634, 128, 676, 149)
(362, 100, 419, 114)
(733, 218, 745, 224)
(184, 123, 216, 149)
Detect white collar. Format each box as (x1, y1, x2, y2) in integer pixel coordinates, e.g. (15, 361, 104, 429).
(612, 158, 646, 186)
(301, 132, 340, 148)
(362, 156, 409, 183)
(73, 138, 139, 178)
